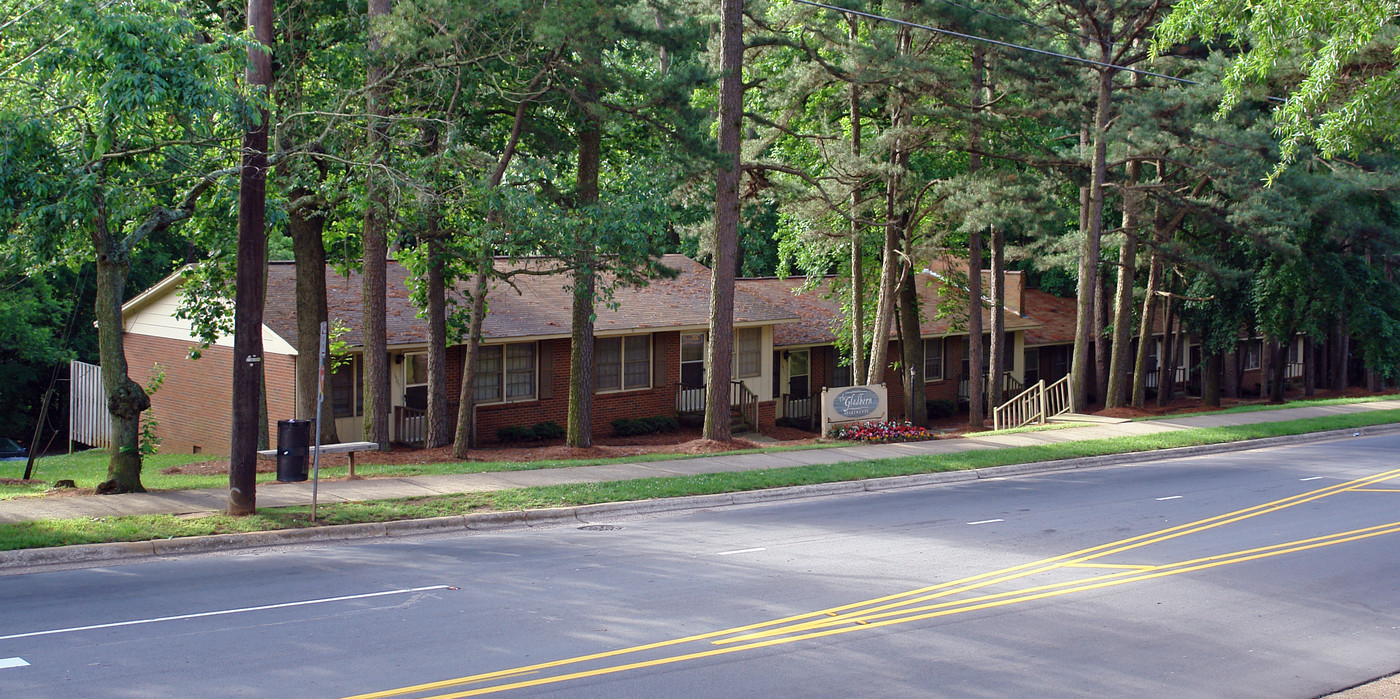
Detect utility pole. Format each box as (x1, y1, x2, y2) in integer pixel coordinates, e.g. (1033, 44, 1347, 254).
(229, 0, 274, 515)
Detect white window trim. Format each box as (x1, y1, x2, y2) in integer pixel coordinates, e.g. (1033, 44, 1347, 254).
(923, 337, 944, 382)
(474, 342, 538, 405)
(596, 334, 653, 394)
(734, 327, 761, 379)
(1242, 340, 1262, 371)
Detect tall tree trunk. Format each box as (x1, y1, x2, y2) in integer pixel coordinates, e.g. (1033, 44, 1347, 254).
(966, 46, 986, 429)
(290, 192, 338, 444)
(1303, 334, 1316, 397)
(424, 231, 450, 448)
(1093, 269, 1109, 405)
(361, 0, 392, 452)
(567, 88, 602, 448)
(228, 0, 273, 514)
(897, 214, 925, 424)
(1157, 285, 1175, 408)
(848, 20, 866, 387)
(703, 0, 742, 442)
(450, 71, 538, 458)
(1203, 352, 1221, 407)
(1223, 349, 1240, 399)
(1333, 316, 1348, 391)
(866, 12, 911, 388)
(1072, 59, 1115, 412)
(1106, 160, 1141, 408)
(989, 227, 1005, 409)
(93, 212, 149, 494)
(1130, 236, 1162, 409)
(1268, 337, 1286, 402)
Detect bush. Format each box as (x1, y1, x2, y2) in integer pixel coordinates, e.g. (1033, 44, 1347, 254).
(531, 421, 565, 440)
(925, 399, 958, 419)
(495, 425, 539, 443)
(611, 415, 679, 436)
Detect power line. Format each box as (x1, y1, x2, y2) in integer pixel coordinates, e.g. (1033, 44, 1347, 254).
(791, 0, 1286, 103)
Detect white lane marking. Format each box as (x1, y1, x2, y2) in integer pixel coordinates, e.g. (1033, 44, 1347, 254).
(1156, 496, 1183, 501)
(717, 547, 767, 556)
(967, 519, 1004, 525)
(0, 657, 29, 669)
(1300, 476, 1324, 481)
(0, 585, 452, 641)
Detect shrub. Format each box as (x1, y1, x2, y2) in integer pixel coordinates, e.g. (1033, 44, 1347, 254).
(828, 420, 933, 444)
(496, 425, 539, 443)
(612, 415, 679, 436)
(531, 421, 566, 440)
(926, 399, 958, 419)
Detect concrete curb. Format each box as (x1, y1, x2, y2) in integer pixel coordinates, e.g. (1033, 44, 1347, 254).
(3, 422, 1398, 572)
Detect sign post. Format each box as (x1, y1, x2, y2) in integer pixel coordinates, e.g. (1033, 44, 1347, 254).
(311, 321, 326, 523)
(821, 384, 889, 435)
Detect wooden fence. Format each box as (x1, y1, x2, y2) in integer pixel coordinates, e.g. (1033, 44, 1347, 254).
(68, 360, 111, 450)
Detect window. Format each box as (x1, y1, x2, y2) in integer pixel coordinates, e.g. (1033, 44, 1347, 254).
(403, 353, 427, 410)
(1023, 347, 1040, 385)
(734, 327, 761, 378)
(329, 355, 363, 418)
(473, 342, 536, 404)
(680, 333, 705, 387)
(596, 334, 651, 392)
(832, 361, 852, 388)
(923, 338, 943, 382)
(787, 349, 809, 399)
(1242, 340, 1262, 371)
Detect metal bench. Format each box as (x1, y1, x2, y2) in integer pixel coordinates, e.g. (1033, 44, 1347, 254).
(256, 441, 380, 478)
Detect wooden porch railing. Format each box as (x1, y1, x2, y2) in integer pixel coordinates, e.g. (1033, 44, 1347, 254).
(393, 405, 426, 448)
(676, 383, 706, 413)
(780, 393, 814, 429)
(958, 372, 1023, 402)
(992, 374, 1074, 431)
(731, 381, 758, 432)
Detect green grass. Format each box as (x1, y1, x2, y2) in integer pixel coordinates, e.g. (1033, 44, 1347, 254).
(1129, 393, 1400, 421)
(4, 408, 1398, 552)
(0, 442, 839, 500)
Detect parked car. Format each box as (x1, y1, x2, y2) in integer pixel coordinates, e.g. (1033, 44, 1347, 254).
(0, 437, 26, 461)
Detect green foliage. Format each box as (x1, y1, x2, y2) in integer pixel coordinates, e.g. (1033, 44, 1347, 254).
(138, 364, 166, 457)
(531, 421, 566, 440)
(925, 399, 959, 420)
(611, 415, 680, 436)
(495, 425, 540, 443)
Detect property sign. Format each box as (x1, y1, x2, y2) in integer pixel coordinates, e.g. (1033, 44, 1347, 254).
(821, 384, 889, 434)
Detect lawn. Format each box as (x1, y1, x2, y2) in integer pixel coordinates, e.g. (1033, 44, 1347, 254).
(3, 407, 1398, 551)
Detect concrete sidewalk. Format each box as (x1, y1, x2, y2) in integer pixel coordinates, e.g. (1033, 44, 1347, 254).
(3, 399, 1398, 525)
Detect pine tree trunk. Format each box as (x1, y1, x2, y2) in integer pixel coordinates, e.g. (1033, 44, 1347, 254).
(897, 218, 925, 424)
(452, 258, 489, 458)
(989, 226, 1005, 409)
(704, 0, 742, 442)
(1072, 60, 1115, 412)
(1333, 317, 1348, 391)
(1157, 288, 1175, 408)
(290, 191, 338, 444)
(1106, 161, 1140, 409)
(1269, 338, 1286, 402)
(848, 30, 865, 387)
(966, 46, 986, 428)
(1130, 238, 1161, 409)
(362, 0, 392, 451)
(425, 233, 450, 448)
(567, 95, 601, 448)
(1203, 352, 1221, 407)
(1304, 335, 1316, 397)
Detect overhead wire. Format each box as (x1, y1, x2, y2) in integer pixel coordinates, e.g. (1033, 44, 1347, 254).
(790, 0, 1288, 103)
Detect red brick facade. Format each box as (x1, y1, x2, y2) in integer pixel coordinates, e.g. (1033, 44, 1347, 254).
(124, 333, 295, 455)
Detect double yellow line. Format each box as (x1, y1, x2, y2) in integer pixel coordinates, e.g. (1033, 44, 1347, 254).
(346, 466, 1400, 698)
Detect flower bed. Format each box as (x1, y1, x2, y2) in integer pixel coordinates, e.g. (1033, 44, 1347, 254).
(828, 420, 933, 443)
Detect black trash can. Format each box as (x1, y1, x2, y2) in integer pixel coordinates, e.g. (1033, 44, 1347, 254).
(276, 419, 312, 482)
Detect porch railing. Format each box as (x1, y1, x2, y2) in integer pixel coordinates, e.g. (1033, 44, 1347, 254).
(731, 381, 758, 432)
(676, 383, 706, 413)
(780, 393, 814, 429)
(1285, 362, 1304, 380)
(394, 405, 426, 448)
(958, 372, 1023, 402)
(992, 374, 1075, 431)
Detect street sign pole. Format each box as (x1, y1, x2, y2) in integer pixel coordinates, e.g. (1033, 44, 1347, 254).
(312, 321, 326, 522)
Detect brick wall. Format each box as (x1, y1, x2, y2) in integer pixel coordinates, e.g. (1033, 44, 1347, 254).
(124, 333, 296, 455)
(466, 332, 683, 443)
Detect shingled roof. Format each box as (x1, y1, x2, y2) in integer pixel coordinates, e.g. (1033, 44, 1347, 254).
(262, 254, 797, 349)
(1021, 288, 1077, 347)
(736, 272, 1041, 348)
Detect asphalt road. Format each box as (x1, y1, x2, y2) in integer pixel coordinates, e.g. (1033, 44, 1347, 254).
(3, 434, 1400, 698)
